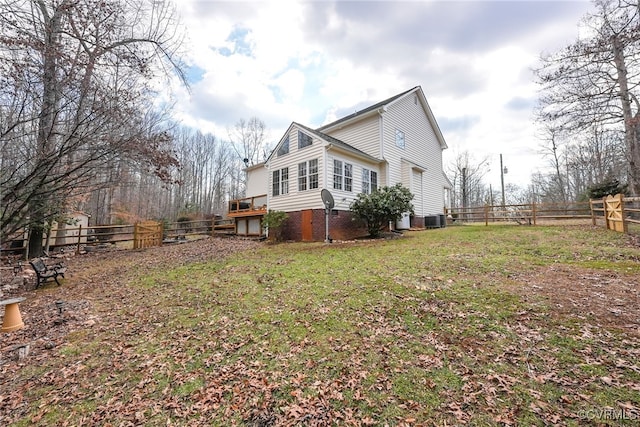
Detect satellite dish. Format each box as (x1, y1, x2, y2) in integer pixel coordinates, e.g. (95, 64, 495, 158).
(321, 189, 335, 210)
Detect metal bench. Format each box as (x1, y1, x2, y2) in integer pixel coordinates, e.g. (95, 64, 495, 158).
(29, 258, 67, 288)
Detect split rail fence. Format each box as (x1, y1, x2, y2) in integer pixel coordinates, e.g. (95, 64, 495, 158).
(2, 218, 236, 256)
(446, 193, 640, 234)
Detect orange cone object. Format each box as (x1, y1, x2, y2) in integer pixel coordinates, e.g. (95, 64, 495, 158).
(1, 297, 26, 332)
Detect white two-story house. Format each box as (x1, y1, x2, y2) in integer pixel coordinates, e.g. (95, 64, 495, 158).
(228, 86, 451, 240)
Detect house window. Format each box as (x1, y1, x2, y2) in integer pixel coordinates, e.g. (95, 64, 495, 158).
(333, 160, 343, 190)
(333, 160, 353, 191)
(298, 131, 313, 149)
(272, 167, 288, 196)
(395, 129, 405, 149)
(298, 162, 307, 191)
(362, 168, 378, 194)
(297, 159, 318, 191)
(344, 163, 352, 192)
(309, 159, 318, 189)
(277, 137, 289, 156)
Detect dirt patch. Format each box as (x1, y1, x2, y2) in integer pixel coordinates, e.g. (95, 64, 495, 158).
(510, 265, 640, 335)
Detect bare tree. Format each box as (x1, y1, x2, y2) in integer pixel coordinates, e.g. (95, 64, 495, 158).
(0, 0, 185, 255)
(228, 117, 270, 167)
(535, 0, 640, 195)
(538, 125, 568, 203)
(446, 151, 491, 209)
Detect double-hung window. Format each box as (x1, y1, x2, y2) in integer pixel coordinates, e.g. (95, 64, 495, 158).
(272, 167, 289, 196)
(333, 160, 343, 190)
(333, 160, 353, 191)
(362, 168, 378, 194)
(344, 163, 353, 192)
(308, 159, 318, 190)
(298, 159, 318, 191)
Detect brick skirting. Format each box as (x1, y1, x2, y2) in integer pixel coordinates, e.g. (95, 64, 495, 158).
(280, 209, 369, 241)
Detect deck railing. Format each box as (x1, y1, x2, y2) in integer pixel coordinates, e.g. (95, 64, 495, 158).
(228, 194, 268, 216)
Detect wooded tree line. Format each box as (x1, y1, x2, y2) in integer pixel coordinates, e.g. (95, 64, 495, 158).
(0, 0, 270, 256)
(87, 120, 269, 225)
(449, 0, 640, 208)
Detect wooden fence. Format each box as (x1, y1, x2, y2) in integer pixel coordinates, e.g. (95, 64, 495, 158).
(446, 201, 592, 226)
(1, 218, 237, 256)
(589, 194, 640, 233)
(446, 194, 640, 234)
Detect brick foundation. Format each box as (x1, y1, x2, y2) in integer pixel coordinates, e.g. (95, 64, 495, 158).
(280, 209, 369, 242)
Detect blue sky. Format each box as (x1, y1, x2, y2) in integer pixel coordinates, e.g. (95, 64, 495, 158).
(171, 0, 594, 190)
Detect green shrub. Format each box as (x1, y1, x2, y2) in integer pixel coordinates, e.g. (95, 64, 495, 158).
(350, 183, 414, 237)
(262, 210, 288, 241)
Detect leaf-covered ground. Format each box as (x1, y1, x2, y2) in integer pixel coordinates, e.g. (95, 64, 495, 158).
(1, 226, 639, 426)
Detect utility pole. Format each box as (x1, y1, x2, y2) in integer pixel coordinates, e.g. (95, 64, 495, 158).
(500, 154, 506, 208)
(462, 167, 467, 220)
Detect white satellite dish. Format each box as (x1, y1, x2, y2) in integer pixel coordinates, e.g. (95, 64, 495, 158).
(320, 189, 335, 242)
(321, 188, 335, 210)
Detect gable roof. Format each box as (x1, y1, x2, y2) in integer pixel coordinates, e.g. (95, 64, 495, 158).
(317, 86, 418, 132)
(318, 86, 447, 150)
(294, 122, 383, 164)
(266, 121, 383, 165)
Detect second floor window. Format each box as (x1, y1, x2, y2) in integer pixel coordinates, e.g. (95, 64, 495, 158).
(272, 167, 289, 196)
(395, 129, 405, 149)
(298, 131, 313, 149)
(277, 137, 289, 156)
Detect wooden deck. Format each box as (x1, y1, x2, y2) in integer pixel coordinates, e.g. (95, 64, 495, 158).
(227, 195, 267, 218)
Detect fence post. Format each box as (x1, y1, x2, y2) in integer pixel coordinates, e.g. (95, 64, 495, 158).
(532, 202, 537, 226)
(133, 222, 139, 249)
(484, 205, 489, 226)
(602, 196, 609, 230)
(590, 199, 596, 226)
(76, 224, 82, 255)
(620, 194, 628, 233)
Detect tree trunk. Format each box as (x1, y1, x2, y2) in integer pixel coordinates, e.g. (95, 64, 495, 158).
(612, 34, 640, 195)
(28, 3, 63, 258)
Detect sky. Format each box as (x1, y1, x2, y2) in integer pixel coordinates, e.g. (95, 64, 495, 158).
(170, 0, 595, 191)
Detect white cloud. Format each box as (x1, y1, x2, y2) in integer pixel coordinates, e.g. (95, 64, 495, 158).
(170, 0, 594, 188)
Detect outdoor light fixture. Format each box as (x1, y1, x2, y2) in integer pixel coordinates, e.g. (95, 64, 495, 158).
(55, 300, 64, 315)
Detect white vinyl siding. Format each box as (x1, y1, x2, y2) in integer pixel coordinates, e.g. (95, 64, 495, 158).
(265, 88, 447, 217)
(383, 93, 444, 215)
(245, 165, 268, 197)
(329, 153, 379, 207)
(268, 125, 326, 212)
(323, 114, 381, 157)
(411, 169, 423, 216)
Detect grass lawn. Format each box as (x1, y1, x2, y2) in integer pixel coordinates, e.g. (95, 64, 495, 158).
(1, 225, 639, 426)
